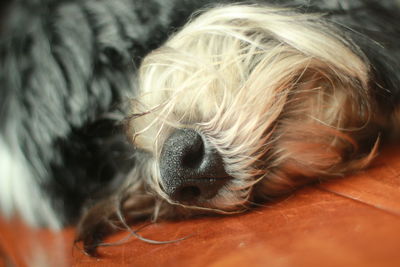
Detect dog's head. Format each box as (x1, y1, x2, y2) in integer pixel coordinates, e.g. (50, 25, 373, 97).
(78, 4, 383, 253)
(127, 4, 380, 213)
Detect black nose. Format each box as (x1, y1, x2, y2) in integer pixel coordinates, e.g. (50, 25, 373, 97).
(159, 128, 229, 204)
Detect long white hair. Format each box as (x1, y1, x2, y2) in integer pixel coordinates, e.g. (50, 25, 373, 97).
(78, 3, 384, 252)
(130, 4, 379, 207)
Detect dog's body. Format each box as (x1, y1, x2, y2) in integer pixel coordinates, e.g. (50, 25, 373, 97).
(1, 0, 400, 253)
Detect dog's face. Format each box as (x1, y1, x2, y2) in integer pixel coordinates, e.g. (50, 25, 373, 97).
(126, 5, 379, 215)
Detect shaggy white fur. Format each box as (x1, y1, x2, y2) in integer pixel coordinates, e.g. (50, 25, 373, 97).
(128, 4, 381, 213)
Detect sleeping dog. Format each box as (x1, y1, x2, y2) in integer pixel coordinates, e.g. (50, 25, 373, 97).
(1, 0, 399, 254)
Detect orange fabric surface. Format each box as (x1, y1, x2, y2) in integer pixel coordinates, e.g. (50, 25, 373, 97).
(1, 144, 400, 266)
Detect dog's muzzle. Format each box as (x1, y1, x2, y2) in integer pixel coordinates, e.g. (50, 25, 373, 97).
(159, 128, 230, 205)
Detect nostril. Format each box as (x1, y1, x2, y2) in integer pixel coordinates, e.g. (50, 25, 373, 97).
(178, 186, 201, 202)
(182, 135, 205, 169)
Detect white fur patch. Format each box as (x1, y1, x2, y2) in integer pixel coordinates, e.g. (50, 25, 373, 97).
(0, 137, 61, 229)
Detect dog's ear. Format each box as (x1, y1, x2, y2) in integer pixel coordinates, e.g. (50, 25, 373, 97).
(253, 65, 381, 198)
(254, 122, 380, 199)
